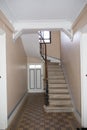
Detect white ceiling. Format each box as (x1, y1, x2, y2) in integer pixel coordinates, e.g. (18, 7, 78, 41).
(0, 0, 87, 30)
(0, 0, 87, 58)
(0, 0, 86, 23)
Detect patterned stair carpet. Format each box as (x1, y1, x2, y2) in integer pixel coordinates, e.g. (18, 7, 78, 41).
(8, 93, 81, 130)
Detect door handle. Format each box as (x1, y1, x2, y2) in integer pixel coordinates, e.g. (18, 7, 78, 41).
(0, 76, 1, 78)
(86, 74, 87, 77)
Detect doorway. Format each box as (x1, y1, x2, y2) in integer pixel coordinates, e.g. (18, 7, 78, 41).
(28, 64, 43, 92)
(0, 29, 7, 129)
(80, 32, 87, 127)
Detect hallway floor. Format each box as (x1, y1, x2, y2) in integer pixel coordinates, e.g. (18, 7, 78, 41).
(9, 93, 81, 130)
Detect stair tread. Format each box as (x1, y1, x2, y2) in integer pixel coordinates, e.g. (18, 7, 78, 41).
(49, 85, 68, 88)
(49, 81, 66, 84)
(48, 74, 64, 75)
(46, 106, 73, 109)
(48, 76, 64, 80)
(49, 79, 65, 81)
(49, 80, 65, 82)
(49, 93, 70, 95)
(49, 99, 71, 102)
(49, 98, 71, 100)
(44, 106, 73, 112)
(49, 88, 68, 90)
(49, 87, 68, 91)
(48, 71, 63, 73)
(47, 62, 73, 112)
(49, 91, 69, 93)
(49, 83, 68, 85)
(48, 75, 64, 77)
(48, 69, 62, 71)
(49, 94, 70, 99)
(49, 101, 72, 106)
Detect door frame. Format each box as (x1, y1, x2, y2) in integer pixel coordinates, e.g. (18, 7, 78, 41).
(0, 28, 8, 129)
(27, 63, 44, 93)
(80, 32, 87, 127)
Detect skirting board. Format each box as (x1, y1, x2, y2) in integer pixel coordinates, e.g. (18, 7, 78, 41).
(8, 92, 28, 127)
(61, 62, 81, 124)
(74, 108, 81, 125)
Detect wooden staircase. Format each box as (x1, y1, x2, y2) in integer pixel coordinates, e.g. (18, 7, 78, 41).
(44, 62, 73, 112)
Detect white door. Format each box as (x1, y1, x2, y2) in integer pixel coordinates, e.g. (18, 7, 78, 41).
(29, 65, 42, 92)
(80, 33, 87, 127)
(36, 69, 41, 89)
(0, 31, 7, 129)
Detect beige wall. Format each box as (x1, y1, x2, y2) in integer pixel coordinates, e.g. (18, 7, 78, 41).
(60, 5, 87, 115)
(61, 32, 81, 114)
(27, 56, 42, 64)
(6, 34, 27, 115)
(47, 31, 60, 59)
(0, 11, 27, 116)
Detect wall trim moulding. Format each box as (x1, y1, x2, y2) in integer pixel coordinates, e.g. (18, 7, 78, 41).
(0, 0, 16, 23)
(13, 20, 72, 31)
(0, 10, 14, 32)
(13, 20, 72, 41)
(61, 29, 73, 41)
(8, 92, 28, 127)
(13, 30, 23, 41)
(72, 4, 87, 32)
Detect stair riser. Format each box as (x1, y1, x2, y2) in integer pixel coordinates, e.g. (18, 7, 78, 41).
(48, 71, 63, 73)
(48, 67, 61, 69)
(44, 106, 73, 113)
(48, 64, 59, 66)
(48, 71, 62, 73)
(49, 84, 68, 88)
(48, 73, 64, 76)
(49, 90, 69, 93)
(49, 82, 66, 84)
(49, 101, 72, 106)
(48, 71, 63, 74)
(49, 95, 70, 99)
(47, 62, 73, 112)
(48, 68, 61, 70)
(48, 68, 62, 70)
(49, 75, 64, 78)
(48, 78, 65, 80)
(49, 80, 66, 84)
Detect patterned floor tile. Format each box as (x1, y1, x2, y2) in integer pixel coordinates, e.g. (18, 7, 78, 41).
(8, 93, 81, 130)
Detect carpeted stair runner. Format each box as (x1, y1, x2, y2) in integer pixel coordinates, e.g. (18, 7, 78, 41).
(44, 62, 73, 112)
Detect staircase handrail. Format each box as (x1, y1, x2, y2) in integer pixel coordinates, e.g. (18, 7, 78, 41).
(38, 32, 49, 106)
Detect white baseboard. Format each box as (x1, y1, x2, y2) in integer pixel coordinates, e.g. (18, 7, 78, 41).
(74, 108, 81, 124)
(8, 92, 28, 127)
(62, 62, 81, 124)
(61, 62, 74, 101)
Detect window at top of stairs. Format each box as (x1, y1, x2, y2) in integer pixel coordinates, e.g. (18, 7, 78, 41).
(39, 31, 51, 44)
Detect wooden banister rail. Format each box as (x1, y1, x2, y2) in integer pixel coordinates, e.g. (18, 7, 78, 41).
(38, 32, 49, 106)
(40, 43, 45, 60)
